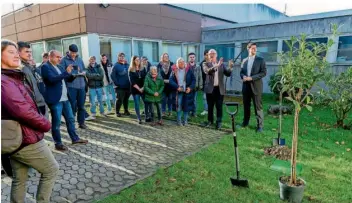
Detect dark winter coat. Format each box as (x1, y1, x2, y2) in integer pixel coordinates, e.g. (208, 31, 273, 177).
(111, 62, 130, 89)
(169, 65, 196, 112)
(129, 68, 147, 95)
(86, 63, 104, 89)
(143, 73, 164, 103)
(157, 61, 174, 94)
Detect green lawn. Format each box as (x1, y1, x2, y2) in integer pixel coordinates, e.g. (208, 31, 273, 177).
(97, 94, 352, 203)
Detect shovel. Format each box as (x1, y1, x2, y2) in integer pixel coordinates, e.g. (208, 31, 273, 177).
(225, 102, 249, 188)
(273, 84, 286, 146)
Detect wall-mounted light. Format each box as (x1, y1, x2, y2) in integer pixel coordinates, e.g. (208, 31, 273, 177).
(99, 4, 110, 8)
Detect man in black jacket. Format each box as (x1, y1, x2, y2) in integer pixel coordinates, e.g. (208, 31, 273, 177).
(240, 43, 267, 133)
(199, 49, 209, 116)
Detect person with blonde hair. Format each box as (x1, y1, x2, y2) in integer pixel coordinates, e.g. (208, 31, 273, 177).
(129, 56, 147, 124)
(143, 66, 164, 125)
(2, 39, 59, 203)
(169, 57, 196, 126)
(157, 53, 174, 117)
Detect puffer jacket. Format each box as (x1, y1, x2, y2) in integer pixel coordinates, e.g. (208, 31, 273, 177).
(86, 63, 104, 89)
(1, 69, 51, 145)
(143, 72, 164, 103)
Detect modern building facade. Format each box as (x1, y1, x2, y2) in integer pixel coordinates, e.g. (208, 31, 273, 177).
(1, 3, 285, 67)
(202, 9, 352, 93)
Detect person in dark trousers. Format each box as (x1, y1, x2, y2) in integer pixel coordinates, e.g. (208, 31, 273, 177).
(144, 66, 164, 125)
(38, 52, 49, 74)
(240, 43, 267, 133)
(86, 56, 106, 119)
(60, 44, 88, 129)
(129, 56, 147, 124)
(203, 49, 234, 130)
(17, 42, 47, 117)
(169, 57, 196, 126)
(187, 53, 203, 117)
(111, 52, 131, 117)
(100, 54, 115, 115)
(199, 49, 209, 116)
(41, 50, 88, 151)
(157, 53, 174, 117)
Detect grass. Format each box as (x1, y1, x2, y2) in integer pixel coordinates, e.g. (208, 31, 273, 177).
(95, 94, 352, 203)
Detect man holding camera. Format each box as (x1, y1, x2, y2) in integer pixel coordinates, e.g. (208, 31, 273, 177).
(42, 50, 88, 152)
(203, 49, 234, 130)
(60, 44, 88, 129)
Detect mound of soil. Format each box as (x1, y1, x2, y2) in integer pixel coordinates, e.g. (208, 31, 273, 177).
(264, 145, 291, 160)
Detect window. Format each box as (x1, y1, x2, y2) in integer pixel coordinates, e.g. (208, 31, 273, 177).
(110, 38, 132, 63)
(282, 37, 328, 57)
(46, 40, 62, 55)
(30, 42, 44, 64)
(337, 36, 352, 62)
(100, 37, 112, 62)
(62, 37, 82, 57)
(183, 44, 200, 62)
(205, 44, 235, 62)
(133, 40, 159, 63)
(162, 43, 182, 63)
(242, 41, 278, 62)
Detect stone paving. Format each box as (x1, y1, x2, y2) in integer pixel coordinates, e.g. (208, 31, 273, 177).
(1, 115, 226, 203)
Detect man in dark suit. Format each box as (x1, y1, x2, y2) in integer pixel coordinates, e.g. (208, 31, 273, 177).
(240, 43, 267, 133)
(41, 50, 88, 151)
(203, 49, 234, 130)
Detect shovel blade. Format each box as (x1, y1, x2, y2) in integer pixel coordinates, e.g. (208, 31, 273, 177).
(279, 138, 286, 146)
(272, 138, 279, 146)
(230, 177, 249, 188)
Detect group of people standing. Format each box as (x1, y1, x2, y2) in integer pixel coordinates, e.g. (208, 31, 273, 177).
(1, 37, 266, 203)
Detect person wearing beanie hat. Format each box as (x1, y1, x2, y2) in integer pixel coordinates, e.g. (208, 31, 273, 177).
(60, 44, 88, 129)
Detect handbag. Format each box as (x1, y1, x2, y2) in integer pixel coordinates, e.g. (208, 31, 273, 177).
(1, 120, 22, 154)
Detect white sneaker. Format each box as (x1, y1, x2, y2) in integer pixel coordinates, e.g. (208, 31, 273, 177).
(105, 110, 113, 115)
(200, 111, 208, 116)
(85, 115, 96, 121)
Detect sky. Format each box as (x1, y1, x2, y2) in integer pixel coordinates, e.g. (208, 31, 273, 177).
(265, 2, 352, 16)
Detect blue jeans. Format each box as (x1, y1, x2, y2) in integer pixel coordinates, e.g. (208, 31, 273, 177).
(161, 92, 172, 113)
(132, 94, 145, 120)
(68, 88, 86, 125)
(203, 92, 208, 111)
(176, 93, 189, 123)
(190, 91, 197, 115)
(49, 100, 80, 146)
(104, 84, 116, 111)
(89, 88, 104, 115)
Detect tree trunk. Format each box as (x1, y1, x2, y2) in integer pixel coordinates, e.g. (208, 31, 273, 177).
(290, 107, 300, 186)
(337, 119, 344, 127)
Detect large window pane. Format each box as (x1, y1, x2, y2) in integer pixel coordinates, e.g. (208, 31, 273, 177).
(111, 39, 132, 64)
(242, 41, 278, 62)
(133, 40, 159, 63)
(205, 44, 234, 62)
(30, 42, 44, 64)
(162, 43, 182, 63)
(46, 40, 62, 55)
(282, 37, 328, 57)
(183, 44, 200, 62)
(337, 36, 352, 62)
(100, 37, 112, 62)
(62, 37, 82, 57)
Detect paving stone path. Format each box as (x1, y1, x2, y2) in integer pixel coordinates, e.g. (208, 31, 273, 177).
(1, 116, 226, 203)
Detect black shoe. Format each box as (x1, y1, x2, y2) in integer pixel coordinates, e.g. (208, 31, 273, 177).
(72, 139, 89, 145)
(203, 121, 213, 128)
(55, 145, 68, 152)
(237, 123, 248, 129)
(138, 120, 142, 124)
(145, 118, 151, 123)
(216, 122, 222, 130)
(256, 127, 264, 133)
(116, 113, 122, 117)
(79, 124, 88, 129)
(124, 111, 131, 116)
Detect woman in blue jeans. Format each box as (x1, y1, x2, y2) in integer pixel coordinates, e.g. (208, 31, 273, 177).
(128, 56, 147, 124)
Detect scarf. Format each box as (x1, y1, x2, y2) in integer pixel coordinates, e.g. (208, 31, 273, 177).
(162, 61, 170, 74)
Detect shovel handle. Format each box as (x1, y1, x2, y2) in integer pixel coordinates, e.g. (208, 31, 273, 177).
(225, 102, 239, 116)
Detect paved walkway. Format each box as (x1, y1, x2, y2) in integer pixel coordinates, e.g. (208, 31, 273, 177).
(1, 116, 226, 203)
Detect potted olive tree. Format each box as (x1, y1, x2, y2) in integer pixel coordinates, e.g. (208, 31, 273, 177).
(277, 25, 337, 202)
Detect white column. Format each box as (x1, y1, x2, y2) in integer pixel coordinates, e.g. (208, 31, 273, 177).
(277, 39, 283, 63)
(86, 33, 101, 64)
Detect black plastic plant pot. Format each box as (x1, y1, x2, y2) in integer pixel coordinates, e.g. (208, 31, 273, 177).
(279, 177, 306, 203)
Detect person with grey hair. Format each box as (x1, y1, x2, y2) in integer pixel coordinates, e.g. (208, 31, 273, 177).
(169, 57, 196, 126)
(86, 56, 106, 120)
(203, 49, 234, 130)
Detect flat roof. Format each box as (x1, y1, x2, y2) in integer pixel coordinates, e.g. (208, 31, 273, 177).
(203, 9, 352, 31)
